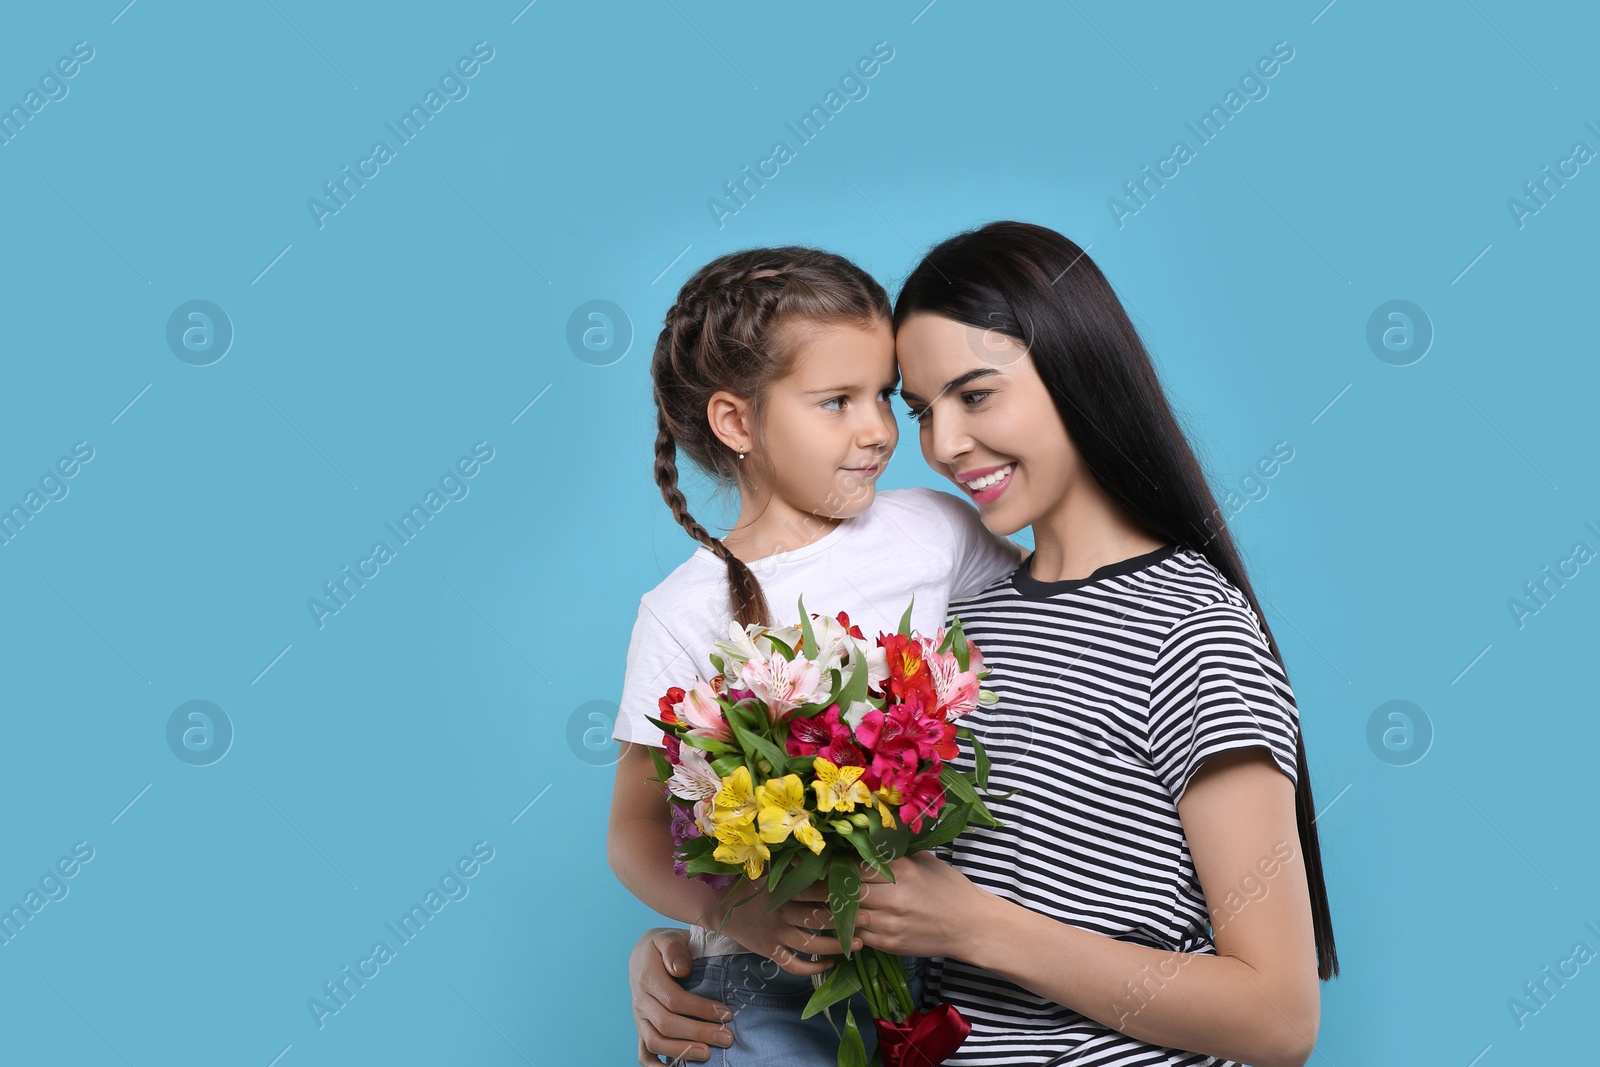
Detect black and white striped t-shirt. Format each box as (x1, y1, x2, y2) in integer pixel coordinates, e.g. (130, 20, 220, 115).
(919, 542, 1300, 1066)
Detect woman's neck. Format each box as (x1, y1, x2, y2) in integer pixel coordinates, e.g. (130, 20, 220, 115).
(1024, 477, 1167, 583)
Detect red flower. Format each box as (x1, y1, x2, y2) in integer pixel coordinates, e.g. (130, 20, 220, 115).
(834, 610, 865, 640)
(663, 733, 681, 764)
(658, 686, 686, 725)
(899, 771, 946, 834)
(786, 705, 867, 767)
(877, 633, 937, 707)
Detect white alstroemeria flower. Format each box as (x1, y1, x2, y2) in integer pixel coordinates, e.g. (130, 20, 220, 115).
(712, 620, 767, 673)
(738, 654, 823, 721)
(693, 797, 717, 836)
(840, 698, 877, 730)
(668, 744, 722, 801)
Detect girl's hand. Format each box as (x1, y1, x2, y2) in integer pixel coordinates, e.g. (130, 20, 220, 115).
(782, 852, 989, 959)
(715, 878, 865, 975)
(629, 927, 733, 1064)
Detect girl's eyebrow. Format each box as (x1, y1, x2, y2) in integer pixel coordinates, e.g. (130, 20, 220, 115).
(804, 372, 902, 395)
(898, 367, 1001, 404)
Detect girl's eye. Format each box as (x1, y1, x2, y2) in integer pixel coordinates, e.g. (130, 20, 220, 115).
(822, 396, 847, 411)
(879, 387, 898, 402)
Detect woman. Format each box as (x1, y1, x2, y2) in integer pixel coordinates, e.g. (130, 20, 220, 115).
(627, 221, 1336, 1066)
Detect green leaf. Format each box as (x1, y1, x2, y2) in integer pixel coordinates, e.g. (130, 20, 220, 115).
(648, 746, 673, 784)
(763, 846, 827, 914)
(864, 803, 910, 862)
(732, 723, 789, 777)
(678, 733, 735, 755)
(909, 800, 971, 850)
(838, 641, 870, 707)
(797, 594, 820, 659)
(800, 957, 862, 1020)
(949, 615, 970, 672)
(939, 767, 1004, 827)
(840, 1005, 868, 1067)
(897, 597, 914, 637)
(844, 830, 894, 880)
(828, 857, 862, 955)
(763, 632, 795, 659)
(685, 855, 741, 876)
(711, 755, 744, 778)
(765, 849, 796, 891)
(961, 725, 992, 791)
(708, 652, 725, 676)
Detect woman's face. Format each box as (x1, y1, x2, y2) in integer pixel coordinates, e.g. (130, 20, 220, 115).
(894, 312, 1081, 536)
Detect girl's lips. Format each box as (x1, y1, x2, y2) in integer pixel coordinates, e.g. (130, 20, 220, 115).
(964, 464, 1014, 506)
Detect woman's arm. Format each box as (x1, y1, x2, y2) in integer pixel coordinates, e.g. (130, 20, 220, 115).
(627, 926, 735, 1064)
(787, 748, 1319, 1067)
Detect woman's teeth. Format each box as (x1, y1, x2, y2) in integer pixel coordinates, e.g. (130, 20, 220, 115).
(962, 464, 1014, 490)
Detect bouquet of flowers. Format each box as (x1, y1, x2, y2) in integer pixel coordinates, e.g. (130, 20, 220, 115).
(645, 595, 1003, 1067)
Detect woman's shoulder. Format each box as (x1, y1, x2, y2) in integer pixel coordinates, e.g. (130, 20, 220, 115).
(1152, 547, 1270, 643)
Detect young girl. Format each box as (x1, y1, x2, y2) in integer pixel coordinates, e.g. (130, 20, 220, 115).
(629, 222, 1338, 1067)
(606, 246, 1027, 1064)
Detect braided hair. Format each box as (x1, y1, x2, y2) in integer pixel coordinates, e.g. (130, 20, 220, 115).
(651, 247, 890, 628)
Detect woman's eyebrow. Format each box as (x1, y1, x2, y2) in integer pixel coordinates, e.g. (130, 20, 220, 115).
(897, 367, 1002, 404)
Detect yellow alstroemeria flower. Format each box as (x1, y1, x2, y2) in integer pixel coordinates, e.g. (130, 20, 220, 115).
(755, 774, 825, 855)
(712, 815, 770, 879)
(871, 784, 902, 830)
(812, 757, 872, 813)
(711, 764, 758, 827)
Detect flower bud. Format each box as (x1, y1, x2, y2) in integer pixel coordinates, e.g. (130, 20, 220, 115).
(849, 813, 870, 828)
(757, 758, 773, 775)
(832, 819, 855, 834)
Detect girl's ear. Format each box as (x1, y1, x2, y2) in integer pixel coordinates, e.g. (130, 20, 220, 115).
(706, 389, 755, 454)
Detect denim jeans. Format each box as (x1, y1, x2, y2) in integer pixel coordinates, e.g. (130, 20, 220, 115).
(661, 950, 928, 1065)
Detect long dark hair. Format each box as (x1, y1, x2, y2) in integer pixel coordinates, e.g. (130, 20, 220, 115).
(893, 220, 1338, 980)
(651, 247, 891, 628)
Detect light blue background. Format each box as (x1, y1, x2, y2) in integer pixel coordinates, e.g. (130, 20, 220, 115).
(1, 1, 1595, 1063)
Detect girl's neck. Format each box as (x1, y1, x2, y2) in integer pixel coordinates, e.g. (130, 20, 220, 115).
(718, 493, 845, 564)
(1025, 477, 1167, 583)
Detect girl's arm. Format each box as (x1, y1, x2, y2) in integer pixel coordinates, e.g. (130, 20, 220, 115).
(606, 742, 855, 974)
(787, 748, 1319, 1067)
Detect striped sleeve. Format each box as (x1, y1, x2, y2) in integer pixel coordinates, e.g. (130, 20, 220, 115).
(1146, 600, 1299, 802)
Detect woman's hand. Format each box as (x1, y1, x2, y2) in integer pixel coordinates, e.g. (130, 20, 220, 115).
(782, 851, 990, 959)
(629, 927, 733, 1064)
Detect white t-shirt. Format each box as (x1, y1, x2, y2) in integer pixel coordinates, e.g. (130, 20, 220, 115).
(612, 486, 1026, 958)
(612, 486, 1025, 747)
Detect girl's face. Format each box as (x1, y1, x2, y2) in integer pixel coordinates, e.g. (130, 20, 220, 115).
(752, 316, 898, 519)
(894, 312, 1079, 536)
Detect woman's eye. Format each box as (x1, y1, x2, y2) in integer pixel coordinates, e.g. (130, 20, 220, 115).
(963, 391, 991, 406)
(903, 407, 927, 425)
